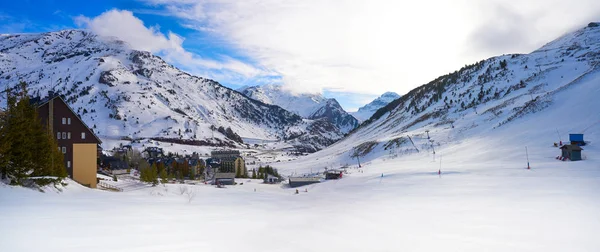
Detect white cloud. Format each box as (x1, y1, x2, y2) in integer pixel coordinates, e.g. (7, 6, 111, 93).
(74, 9, 270, 86)
(140, 0, 600, 96)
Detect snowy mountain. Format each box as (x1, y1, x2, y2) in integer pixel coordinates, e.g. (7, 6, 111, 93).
(239, 84, 358, 133)
(0, 30, 343, 152)
(282, 22, 600, 167)
(350, 91, 400, 122)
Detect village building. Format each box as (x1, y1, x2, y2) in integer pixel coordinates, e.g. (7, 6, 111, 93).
(325, 170, 344, 180)
(99, 155, 129, 175)
(211, 150, 241, 159)
(114, 144, 133, 156)
(188, 158, 205, 178)
(35, 93, 102, 188)
(213, 172, 236, 185)
(143, 147, 164, 159)
(204, 157, 221, 181)
(221, 156, 247, 177)
(264, 174, 281, 184)
(211, 150, 247, 177)
(560, 144, 583, 161)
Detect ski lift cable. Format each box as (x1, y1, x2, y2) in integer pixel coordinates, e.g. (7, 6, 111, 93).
(582, 119, 600, 133)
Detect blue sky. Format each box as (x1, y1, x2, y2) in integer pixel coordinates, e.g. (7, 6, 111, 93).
(2, 0, 599, 111)
(0, 0, 379, 111)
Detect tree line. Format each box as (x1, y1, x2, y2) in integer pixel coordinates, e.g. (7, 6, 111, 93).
(251, 165, 279, 179)
(0, 82, 67, 186)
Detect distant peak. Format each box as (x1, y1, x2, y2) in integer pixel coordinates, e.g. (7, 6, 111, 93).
(381, 91, 400, 98)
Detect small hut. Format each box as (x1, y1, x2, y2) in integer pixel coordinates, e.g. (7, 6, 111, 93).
(560, 145, 583, 161)
(213, 172, 236, 185)
(325, 170, 343, 180)
(264, 174, 281, 184)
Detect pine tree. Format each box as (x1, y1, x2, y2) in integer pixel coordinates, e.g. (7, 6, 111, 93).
(7, 85, 35, 183)
(251, 169, 257, 179)
(189, 166, 195, 180)
(235, 164, 241, 178)
(139, 166, 148, 182)
(0, 88, 12, 180)
(47, 129, 66, 178)
(160, 167, 168, 184)
(0, 82, 66, 184)
(150, 164, 158, 186)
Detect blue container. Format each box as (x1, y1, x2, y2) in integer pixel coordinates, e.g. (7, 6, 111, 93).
(570, 134, 584, 142)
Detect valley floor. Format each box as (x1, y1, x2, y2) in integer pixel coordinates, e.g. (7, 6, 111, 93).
(1, 141, 599, 252)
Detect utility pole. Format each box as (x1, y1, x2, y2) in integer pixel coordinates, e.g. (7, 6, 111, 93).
(525, 146, 530, 169)
(408, 135, 419, 153)
(438, 154, 442, 177)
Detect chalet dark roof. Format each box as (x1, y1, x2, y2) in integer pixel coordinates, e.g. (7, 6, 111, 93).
(560, 145, 583, 151)
(144, 147, 163, 152)
(100, 156, 128, 169)
(211, 150, 241, 159)
(148, 158, 164, 166)
(164, 158, 175, 166)
(109, 160, 129, 170)
(34, 95, 102, 144)
(221, 156, 242, 162)
(189, 159, 201, 166)
(211, 150, 240, 155)
(206, 158, 221, 164)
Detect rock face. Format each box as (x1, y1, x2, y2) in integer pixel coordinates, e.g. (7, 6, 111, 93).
(351, 92, 401, 122)
(0, 30, 343, 152)
(240, 84, 359, 134)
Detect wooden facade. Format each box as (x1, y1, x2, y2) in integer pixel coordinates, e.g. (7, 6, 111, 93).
(36, 95, 102, 188)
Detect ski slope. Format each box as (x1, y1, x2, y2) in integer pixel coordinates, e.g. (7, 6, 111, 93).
(1, 135, 599, 252)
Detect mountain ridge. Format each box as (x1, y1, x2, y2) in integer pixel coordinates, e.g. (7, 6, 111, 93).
(350, 91, 400, 122)
(239, 83, 359, 134)
(0, 29, 343, 152)
(304, 22, 600, 163)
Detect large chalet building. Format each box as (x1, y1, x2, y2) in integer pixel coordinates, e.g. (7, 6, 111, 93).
(35, 93, 101, 188)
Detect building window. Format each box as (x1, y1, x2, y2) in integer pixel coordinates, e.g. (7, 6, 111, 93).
(67, 118, 71, 125)
(58, 147, 60, 152)
(67, 161, 71, 168)
(62, 132, 66, 139)
(67, 132, 71, 139)
(81, 132, 86, 139)
(57, 132, 61, 139)
(62, 118, 66, 124)
(62, 147, 66, 154)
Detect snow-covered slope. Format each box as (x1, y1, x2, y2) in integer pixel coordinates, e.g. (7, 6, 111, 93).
(0, 30, 342, 151)
(351, 91, 400, 122)
(240, 84, 358, 133)
(278, 22, 600, 169)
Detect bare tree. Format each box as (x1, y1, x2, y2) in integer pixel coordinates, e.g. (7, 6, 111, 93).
(178, 185, 188, 195)
(186, 187, 197, 203)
